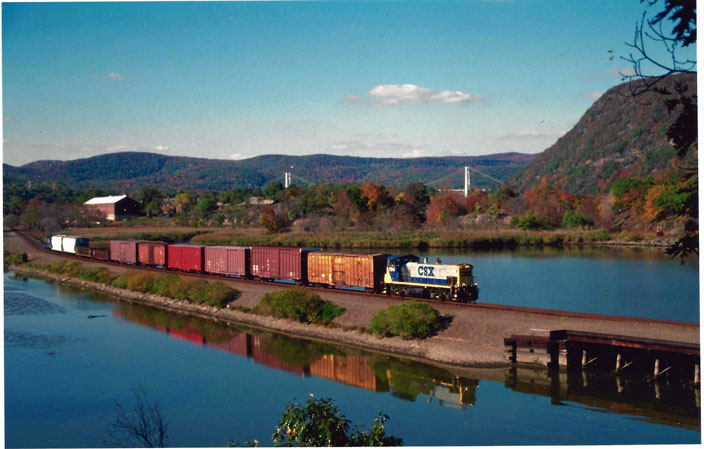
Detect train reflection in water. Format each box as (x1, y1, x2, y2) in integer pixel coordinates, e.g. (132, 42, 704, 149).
(112, 303, 476, 409)
(112, 303, 699, 429)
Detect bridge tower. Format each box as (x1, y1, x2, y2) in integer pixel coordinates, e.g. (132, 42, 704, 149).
(464, 166, 471, 197)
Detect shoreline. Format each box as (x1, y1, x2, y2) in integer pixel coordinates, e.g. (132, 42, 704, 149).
(8, 265, 510, 369)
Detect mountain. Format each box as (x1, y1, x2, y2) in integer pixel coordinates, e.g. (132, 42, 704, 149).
(511, 73, 697, 194)
(4, 151, 536, 193)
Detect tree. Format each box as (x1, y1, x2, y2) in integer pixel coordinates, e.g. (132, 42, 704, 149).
(136, 187, 164, 217)
(271, 396, 402, 447)
(622, 0, 696, 95)
(361, 182, 392, 211)
(105, 387, 168, 448)
(195, 192, 219, 219)
(425, 192, 463, 226)
(622, 0, 697, 262)
(173, 192, 194, 215)
(260, 207, 290, 233)
(263, 181, 285, 200)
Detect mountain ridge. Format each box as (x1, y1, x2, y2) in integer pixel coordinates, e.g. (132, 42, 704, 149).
(4, 151, 536, 193)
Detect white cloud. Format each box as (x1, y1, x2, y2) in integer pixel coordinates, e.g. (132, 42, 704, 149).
(229, 153, 251, 160)
(585, 92, 603, 100)
(152, 145, 170, 152)
(499, 130, 566, 140)
(106, 72, 125, 80)
(345, 84, 481, 106)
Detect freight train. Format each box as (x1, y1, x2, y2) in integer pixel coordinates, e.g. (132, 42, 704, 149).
(46, 234, 479, 301)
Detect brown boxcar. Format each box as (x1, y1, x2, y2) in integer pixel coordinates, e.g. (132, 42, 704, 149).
(90, 247, 111, 261)
(204, 246, 249, 277)
(110, 240, 138, 264)
(138, 242, 167, 266)
(75, 246, 91, 258)
(250, 246, 320, 282)
(167, 244, 204, 272)
(307, 252, 387, 292)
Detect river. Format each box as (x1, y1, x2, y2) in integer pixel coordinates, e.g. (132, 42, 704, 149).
(4, 246, 700, 447)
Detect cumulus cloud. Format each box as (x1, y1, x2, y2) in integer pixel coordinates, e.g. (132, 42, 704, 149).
(106, 72, 125, 80)
(585, 92, 603, 100)
(499, 130, 566, 140)
(152, 145, 170, 152)
(229, 153, 248, 160)
(344, 84, 480, 106)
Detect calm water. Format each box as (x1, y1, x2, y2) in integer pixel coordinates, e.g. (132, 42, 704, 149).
(4, 256, 700, 447)
(420, 246, 699, 322)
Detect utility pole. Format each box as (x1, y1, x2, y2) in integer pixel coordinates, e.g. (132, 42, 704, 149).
(464, 166, 471, 197)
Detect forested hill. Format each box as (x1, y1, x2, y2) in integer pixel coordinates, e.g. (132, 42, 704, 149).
(4, 152, 535, 193)
(511, 73, 697, 194)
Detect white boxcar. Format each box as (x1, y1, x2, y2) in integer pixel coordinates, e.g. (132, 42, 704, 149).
(51, 235, 65, 252)
(61, 237, 79, 254)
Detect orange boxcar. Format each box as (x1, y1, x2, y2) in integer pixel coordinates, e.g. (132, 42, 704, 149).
(307, 252, 387, 292)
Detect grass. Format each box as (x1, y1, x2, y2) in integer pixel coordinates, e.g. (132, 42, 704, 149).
(191, 228, 617, 249)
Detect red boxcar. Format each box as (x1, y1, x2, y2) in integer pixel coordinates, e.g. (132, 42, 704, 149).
(204, 246, 249, 277)
(110, 240, 138, 264)
(138, 242, 167, 266)
(250, 246, 320, 282)
(167, 244, 204, 272)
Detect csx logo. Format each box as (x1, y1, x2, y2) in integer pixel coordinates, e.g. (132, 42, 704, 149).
(417, 266, 435, 276)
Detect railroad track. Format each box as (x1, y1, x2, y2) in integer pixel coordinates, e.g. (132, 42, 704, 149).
(10, 229, 699, 328)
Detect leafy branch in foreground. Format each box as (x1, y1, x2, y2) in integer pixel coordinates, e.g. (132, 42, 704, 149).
(270, 395, 402, 447)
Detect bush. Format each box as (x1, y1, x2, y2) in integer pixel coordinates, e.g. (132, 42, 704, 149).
(271, 396, 402, 447)
(4, 251, 28, 267)
(112, 272, 239, 307)
(561, 209, 593, 229)
(369, 301, 442, 339)
(254, 289, 345, 325)
(79, 267, 115, 284)
(512, 212, 542, 230)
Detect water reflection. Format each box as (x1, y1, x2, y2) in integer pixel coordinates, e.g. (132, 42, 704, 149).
(112, 303, 476, 409)
(505, 367, 700, 431)
(113, 302, 699, 428)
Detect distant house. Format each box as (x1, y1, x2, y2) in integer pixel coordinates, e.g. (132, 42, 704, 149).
(83, 195, 140, 221)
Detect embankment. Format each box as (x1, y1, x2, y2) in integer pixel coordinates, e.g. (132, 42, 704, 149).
(8, 265, 505, 369)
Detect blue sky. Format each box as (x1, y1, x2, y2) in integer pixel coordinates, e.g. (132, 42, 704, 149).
(1, 1, 688, 165)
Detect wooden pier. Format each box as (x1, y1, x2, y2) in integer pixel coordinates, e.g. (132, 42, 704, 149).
(505, 330, 700, 385)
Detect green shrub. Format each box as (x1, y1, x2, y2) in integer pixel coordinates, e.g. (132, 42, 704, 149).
(369, 300, 442, 339)
(511, 212, 542, 230)
(561, 210, 593, 229)
(112, 273, 130, 289)
(125, 272, 156, 292)
(4, 251, 28, 267)
(254, 289, 345, 325)
(79, 267, 115, 284)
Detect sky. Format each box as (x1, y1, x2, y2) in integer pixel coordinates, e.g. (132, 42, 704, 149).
(1, 0, 691, 166)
